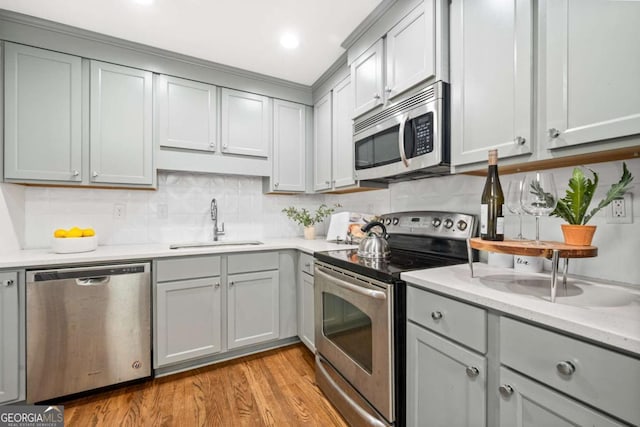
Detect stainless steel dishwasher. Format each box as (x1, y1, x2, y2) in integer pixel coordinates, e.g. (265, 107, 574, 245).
(26, 263, 151, 403)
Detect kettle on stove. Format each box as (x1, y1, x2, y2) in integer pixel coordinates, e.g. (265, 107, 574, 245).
(357, 221, 390, 259)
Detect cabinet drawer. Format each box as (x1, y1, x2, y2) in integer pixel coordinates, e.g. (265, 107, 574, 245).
(156, 255, 221, 282)
(500, 317, 640, 426)
(407, 286, 487, 354)
(227, 252, 278, 274)
(299, 253, 314, 276)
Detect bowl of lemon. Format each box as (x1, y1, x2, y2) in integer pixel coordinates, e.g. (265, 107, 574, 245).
(52, 227, 97, 254)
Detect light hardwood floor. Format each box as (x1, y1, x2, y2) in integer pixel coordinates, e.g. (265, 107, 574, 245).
(60, 344, 348, 426)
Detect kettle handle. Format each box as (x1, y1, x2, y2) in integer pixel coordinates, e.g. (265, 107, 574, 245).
(361, 221, 388, 238)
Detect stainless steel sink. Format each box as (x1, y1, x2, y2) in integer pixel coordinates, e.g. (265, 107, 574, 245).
(169, 240, 263, 249)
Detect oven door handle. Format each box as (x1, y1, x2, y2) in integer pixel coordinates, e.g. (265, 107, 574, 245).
(398, 113, 410, 167)
(316, 268, 387, 300)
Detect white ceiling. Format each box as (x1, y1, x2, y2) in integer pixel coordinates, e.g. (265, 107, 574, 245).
(0, 0, 384, 85)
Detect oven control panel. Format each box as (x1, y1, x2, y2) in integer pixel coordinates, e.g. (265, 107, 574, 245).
(379, 211, 477, 240)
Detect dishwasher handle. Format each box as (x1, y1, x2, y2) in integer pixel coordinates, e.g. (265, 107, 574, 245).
(28, 263, 149, 282)
(76, 276, 111, 286)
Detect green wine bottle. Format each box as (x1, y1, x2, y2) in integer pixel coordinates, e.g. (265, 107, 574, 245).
(480, 149, 504, 241)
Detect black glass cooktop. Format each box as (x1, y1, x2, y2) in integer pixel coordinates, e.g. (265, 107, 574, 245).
(314, 248, 467, 284)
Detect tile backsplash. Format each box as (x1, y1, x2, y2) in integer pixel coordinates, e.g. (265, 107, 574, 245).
(3, 157, 639, 284)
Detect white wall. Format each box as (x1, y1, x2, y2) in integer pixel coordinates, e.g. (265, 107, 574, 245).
(16, 158, 640, 284)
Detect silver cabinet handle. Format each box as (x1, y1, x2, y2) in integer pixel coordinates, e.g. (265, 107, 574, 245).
(209, 142, 216, 149)
(556, 361, 576, 376)
(72, 170, 80, 177)
(466, 366, 479, 378)
(385, 86, 392, 93)
(514, 136, 526, 145)
(325, 180, 331, 185)
(214, 283, 220, 289)
(275, 182, 279, 188)
(373, 93, 381, 100)
(398, 113, 410, 167)
(229, 281, 234, 287)
(92, 171, 99, 178)
(223, 144, 228, 149)
(549, 128, 561, 138)
(431, 311, 443, 320)
(499, 385, 514, 398)
(304, 262, 311, 268)
(3, 279, 14, 287)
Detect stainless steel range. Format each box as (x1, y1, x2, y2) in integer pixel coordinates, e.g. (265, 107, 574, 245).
(314, 211, 477, 427)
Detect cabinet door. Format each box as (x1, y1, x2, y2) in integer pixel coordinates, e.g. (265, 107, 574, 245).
(406, 322, 486, 427)
(4, 43, 82, 183)
(313, 92, 333, 191)
(221, 88, 271, 157)
(332, 76, 356, 189)
(156, 277, 222, 367)
(297, 272, 315, 352)
(351, 39, 384, 118)
(450, 0, 533, 166)
(498, 368, 624, 427)
(273, 99, 306, 192)
(544, 0, 640, 150)
(90, 61, 153, 185)
(227, 270, 279, 349)
(0, 272, 19, 404)
(386, 0, 436, 100)
(157, 75, 217, 151)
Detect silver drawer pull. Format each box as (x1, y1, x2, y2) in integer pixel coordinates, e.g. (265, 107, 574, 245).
(556, 361, 576, 376)
(229, 281, 234, 287)
(3, 279, 14, 287)
(499, 385, 514, 398)
(214, 283, 220, 289)
(466, 366, 479, 378)
(514, 136, 526, 145)
(431, 311, 443, 320)
(549, 128, 561, 138)
(304, 263, 311, 268)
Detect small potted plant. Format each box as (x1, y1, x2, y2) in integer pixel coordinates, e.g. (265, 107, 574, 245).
(551, 162, 633, 245)
(282, 204, 339, 240)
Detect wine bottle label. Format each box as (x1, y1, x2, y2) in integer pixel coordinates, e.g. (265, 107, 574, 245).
(496, 216, 504, 235)
(480, 204, 488, 234)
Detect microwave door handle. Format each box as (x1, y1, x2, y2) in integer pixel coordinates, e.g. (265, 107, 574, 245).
(398, 113, 410, 167)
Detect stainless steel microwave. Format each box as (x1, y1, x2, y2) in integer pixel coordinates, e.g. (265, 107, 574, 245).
(353, 81, 450, 182)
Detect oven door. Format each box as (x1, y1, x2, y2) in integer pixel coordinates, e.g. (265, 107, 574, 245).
(314, 263, 394, 423)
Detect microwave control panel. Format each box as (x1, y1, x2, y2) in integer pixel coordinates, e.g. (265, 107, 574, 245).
(412, 112, 433, 156)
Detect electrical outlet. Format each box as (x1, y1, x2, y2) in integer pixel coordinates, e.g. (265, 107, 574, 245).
(606, 193, 633, 224)
(157, 203, 168, 219)
(114, 203, 126, 219)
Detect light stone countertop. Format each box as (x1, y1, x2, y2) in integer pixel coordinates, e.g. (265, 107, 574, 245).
(0, 238, 356, 269)
(402, 263, 640, 355)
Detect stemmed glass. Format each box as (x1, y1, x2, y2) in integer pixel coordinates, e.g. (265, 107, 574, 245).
(520, 172, 558, 244)
(506, 179, 526, 240)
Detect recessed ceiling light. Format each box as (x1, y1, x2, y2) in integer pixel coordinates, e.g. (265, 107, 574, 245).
(133, 0, 154, 5)
(280, 32, 300, 50)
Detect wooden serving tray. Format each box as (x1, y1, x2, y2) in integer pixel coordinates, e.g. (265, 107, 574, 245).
(469, 237, 598, 259)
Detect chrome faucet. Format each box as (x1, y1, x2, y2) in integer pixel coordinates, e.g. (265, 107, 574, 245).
(211, 198, 225, 241)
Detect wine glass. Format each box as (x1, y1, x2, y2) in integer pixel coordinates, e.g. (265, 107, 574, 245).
(520, 172, 558, 244)
(506, 179, 526, 240)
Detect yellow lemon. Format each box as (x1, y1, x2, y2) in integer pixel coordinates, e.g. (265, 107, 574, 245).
(82, 228, 95, 237)
(53, 229, 68, 238)
(67, 227, 83, 238)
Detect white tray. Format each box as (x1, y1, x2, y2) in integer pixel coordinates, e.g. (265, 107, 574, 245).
(52, 235, 98, 254)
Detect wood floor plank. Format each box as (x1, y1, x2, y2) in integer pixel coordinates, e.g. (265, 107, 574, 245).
(61, 344, 346, 426)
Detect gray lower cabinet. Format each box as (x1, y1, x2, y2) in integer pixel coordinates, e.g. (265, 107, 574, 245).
(155, 256, 222, 368)
(498, 367, 623, 427)
(406, 285, 487, 427)
(227, 252, 280, 350)
(297, 253, 315, 352)
(4, 42, 83, 183)
(0, 271, 19, 404)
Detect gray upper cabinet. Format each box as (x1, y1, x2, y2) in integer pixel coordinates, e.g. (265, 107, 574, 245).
(542, 0, 640, 150)
(272, 99, 306, 192)
(351, 39, 384, 118)
(157, 75, 217, 152)
(313, 92, 333, 191)
(331, 76, 356, 189)
(385, 0, 436, 101)
(450, 0, 534, 167)
(90, 61, 153, 185)
(221, 88, 271, 158)
(0, 271, 19, 404)
(4, 43, 82, 183)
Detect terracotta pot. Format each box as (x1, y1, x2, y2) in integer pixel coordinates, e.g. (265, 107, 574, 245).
(561, 224, 597, 246)
(303, 226, 316, 240)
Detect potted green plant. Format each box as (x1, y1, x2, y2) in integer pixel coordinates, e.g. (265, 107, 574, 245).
(282, 204, 339, 239)
(551, 162, 633, 245)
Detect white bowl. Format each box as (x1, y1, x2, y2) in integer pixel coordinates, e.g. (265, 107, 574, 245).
(52, 235, 98, 254)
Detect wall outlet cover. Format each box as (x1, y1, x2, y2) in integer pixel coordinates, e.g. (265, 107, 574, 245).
(606, 193, 633, 224)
